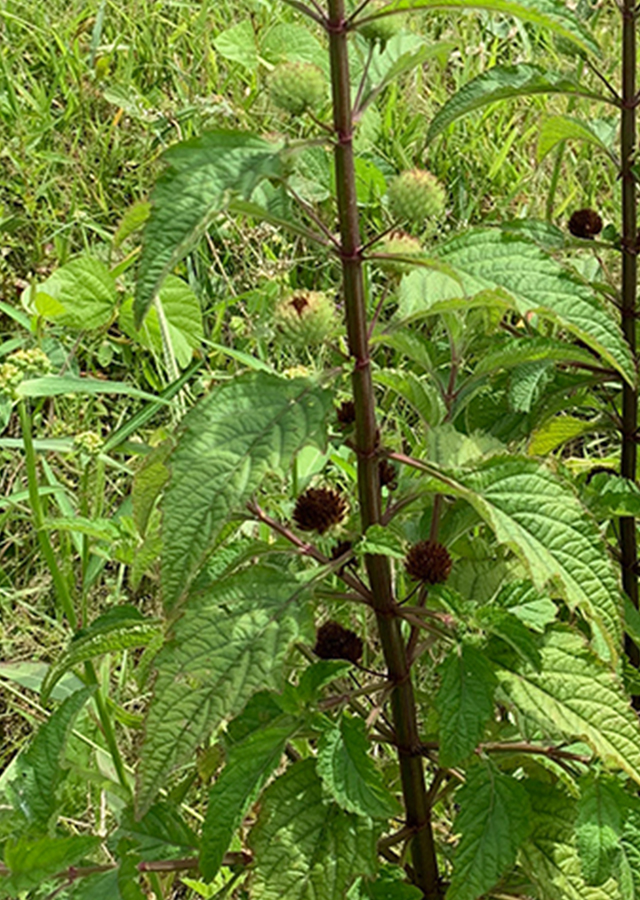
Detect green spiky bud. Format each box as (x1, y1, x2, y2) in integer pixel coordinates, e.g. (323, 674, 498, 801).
(275, 290, 336, 347)
(268, 62, 327, 116)
(358, 1, 406, 44)
(373, 230, 423, 274)
(387, 168, 446, 225)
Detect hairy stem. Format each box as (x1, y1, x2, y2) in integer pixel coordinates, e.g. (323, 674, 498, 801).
(325, 2, 441, 895)
(620, 0, 639, 668)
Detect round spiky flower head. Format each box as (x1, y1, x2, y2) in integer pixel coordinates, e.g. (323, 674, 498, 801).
(268, 61, 327, 116)
(358, 0, 406, 44)
(275, 290, 336, 348)
(387, 169, 446, 225)
(314, 620, 363, 664)
(568, 208, 603, 239)
(405, 540, 452, 584)
(374, 230, 423, 274)
(293, 487, 348, 534)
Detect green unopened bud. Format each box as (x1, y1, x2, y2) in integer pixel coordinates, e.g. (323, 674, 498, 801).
(8, 348, 53, 378)
(0, 363, 22, 399)
(275, 290, 336, 347)
(74, 430, 104, 456)
(268, 62, 327, 116)
(387, 168, 446, 225)
(358, 1, 406, 44)
(373, 230, 423, 274)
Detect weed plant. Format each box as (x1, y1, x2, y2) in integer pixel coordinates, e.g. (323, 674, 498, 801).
(1, 0, 640, 899)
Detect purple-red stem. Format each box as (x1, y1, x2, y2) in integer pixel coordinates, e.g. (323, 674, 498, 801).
(325, 2, 441, 896)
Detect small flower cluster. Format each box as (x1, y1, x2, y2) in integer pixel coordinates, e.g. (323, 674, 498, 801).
(405, 540, 452, 584)
(0, 348, 52, 399)
(73, 430, 104, 456)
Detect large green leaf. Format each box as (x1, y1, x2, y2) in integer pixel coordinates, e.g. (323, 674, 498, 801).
(427, 65, 605, 142)
(520, 781, 621, 900)
(2, 835, 100, 892)
(41, 617, 161, 703)
(363, 0, 598, 55)
(398, 229, 634, 385)
(7, 688, 93, 829)
(137, 566, 313, 816)
(447, 764, 531, 900)
(134, 131, 284, 324)
(435, 643, 497, 766)
(498, 629, 640, 783)
(620, 811, 640, 899)
(248, 759, 378, 900)
(440, 455, 623, 657)
(116, 802, 199, 861)
(317, 714, 401, 819)
(537, 115, 613, 163)
(362, 33, 455, 112)
(575, 776, 626, 886)
(161, 372, 330, 609)
(33, 256, 118, 330)
(200, 724, 295, 880)
(119, 275, 204, 369)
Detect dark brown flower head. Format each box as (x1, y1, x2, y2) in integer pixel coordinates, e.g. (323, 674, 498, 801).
(290, 294, 309, 316)
(336, 400, 356, 428)
(568, 208, 603, 239)
(293, 487, 347, 534)
(314, 620, 363, 664)
(405, 540, 452, 584)
(379, 459, 398, 491)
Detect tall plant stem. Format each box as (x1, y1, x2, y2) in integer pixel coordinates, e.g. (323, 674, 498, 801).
(325, 3, 440, 896)
(620, 0, 639, 666)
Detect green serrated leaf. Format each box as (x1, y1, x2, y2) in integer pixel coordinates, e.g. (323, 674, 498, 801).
(161, 372, 330, 609)
(448, 764, 531, 900)
(495, 580, 557, 632)
(537, 115, 612, 162)
(120, 276, 204, 369)
(474, 335, 599, 376)
(477, 606, 542, 669)
(520, 780, 621, 900)
(403, 229, 633, 385)
(42, 619, 161, 703)
(363, 34, 455, 111)
(584, 473, 640, 520)
(428, 65, 604, 142)
(528, 415, 596, 455)
(317, 714, 401, 819)
(498, 628, 640, 784)
(441, 455, 622, 657)
(3, 834, 100, 891)
(8, 687, 93, 829)
(298, 661, 353, 703)
(132, 442, 172, 536)
(137, 566, 313, 816)
(620, 810, 640, 899)
(248, 759, 378, 900)
(201, 724, 295, 880)
(214, 20, 258, 70)
(134, 131, 284, 324)
(114, 802, 198, 862)
(371, 0, 598, 55)
(357, 525, 406, 560)
(435, 643, 497, 766)
(576, 775, 626, 886)
(33, 256, 118, 330)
